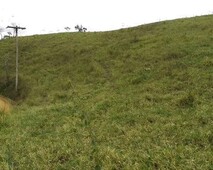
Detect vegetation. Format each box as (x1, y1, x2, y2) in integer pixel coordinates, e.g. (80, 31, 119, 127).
(75, 25, 87, 32)
(0, 15, 212, 169)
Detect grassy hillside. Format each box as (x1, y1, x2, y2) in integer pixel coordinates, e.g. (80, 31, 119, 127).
(0, 15, 212, 169)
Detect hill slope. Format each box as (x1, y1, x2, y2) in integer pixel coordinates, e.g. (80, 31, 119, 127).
(0, 15, 212, 169)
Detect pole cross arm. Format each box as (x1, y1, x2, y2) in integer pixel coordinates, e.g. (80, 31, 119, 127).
(6, 26, 26, 30)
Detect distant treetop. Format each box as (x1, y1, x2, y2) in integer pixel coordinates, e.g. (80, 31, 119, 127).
(75, 25, 87, 32)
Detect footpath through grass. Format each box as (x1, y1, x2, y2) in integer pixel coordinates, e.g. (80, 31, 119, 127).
(0, 15, 212, 169)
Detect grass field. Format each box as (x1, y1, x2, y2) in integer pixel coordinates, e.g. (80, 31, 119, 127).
(0, 15, 212, 169)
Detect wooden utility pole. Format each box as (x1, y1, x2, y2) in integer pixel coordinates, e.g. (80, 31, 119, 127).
(6, 26, 26, 91)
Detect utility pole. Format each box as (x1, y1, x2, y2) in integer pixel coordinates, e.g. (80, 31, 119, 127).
(6, 25, 26, 92)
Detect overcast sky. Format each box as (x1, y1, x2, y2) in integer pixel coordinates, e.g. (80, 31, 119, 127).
(1, 0, 213, 35)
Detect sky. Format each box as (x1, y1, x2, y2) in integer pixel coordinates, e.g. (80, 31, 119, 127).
(0, 0, 213, 36)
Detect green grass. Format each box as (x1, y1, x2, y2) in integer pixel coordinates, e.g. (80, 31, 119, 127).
(0, 15, 213, 169)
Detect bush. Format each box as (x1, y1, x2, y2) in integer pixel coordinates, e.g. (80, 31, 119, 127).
(0, 76, 29, 102)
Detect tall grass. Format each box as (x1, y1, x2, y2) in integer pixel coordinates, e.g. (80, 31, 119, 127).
(0, 15, 212, 169)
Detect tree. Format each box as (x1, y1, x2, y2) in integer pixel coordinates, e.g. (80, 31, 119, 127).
(7, 32, 12, 37)
(2, 32, 12, 39)
(64, 27, 71, 31)
(75, 25, 87, 32)
(0, 27, 4, 39)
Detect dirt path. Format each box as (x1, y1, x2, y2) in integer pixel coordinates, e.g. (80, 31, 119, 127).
(0, 96, 12, 113)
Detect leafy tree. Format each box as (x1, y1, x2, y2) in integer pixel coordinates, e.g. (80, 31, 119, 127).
(64, 27, 71, 31)
(75, 25, 87, 32)
(7, 32, 12, 36)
